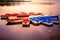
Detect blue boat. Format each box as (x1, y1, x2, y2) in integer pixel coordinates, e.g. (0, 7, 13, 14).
(30, 17, 40, 24)
(29, 16, 59, 25)
(45, 16, 53, 25)
(51, 16, 59, 23)
(37, 16, 53, 25)
(37, 17, 47, 22)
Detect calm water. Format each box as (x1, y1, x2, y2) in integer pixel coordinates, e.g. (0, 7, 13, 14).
(0, 20, 60, 40)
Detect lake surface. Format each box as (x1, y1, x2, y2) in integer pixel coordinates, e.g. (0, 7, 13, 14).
(0, 19, 60, 40)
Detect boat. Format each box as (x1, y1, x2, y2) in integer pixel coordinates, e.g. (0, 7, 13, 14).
(22, 17, 30, 27)
(1, 13, 12, 19)
(30, 17, 40, 25)
(7, 18, 22, 23)
(1, 15, 8, 19)
(17, 12, 29, 17)
(42, 16, 53, 26)
(51, 16, 59, 23)
(37, 16, 53, 26)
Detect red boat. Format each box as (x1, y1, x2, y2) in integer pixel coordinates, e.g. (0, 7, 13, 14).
(11, 13, 19, 16)
(29, 12, 35, 15)
(29, 12, 42, 15)
(1, 13, 12, 19)
(1, 15, 8, 19)
(22, 17, 30, 27)
(7, 18, 22, 23)
(6, 13, 12, 17)
(18, 12, 29, 17)
(29, 12, 42, 18)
